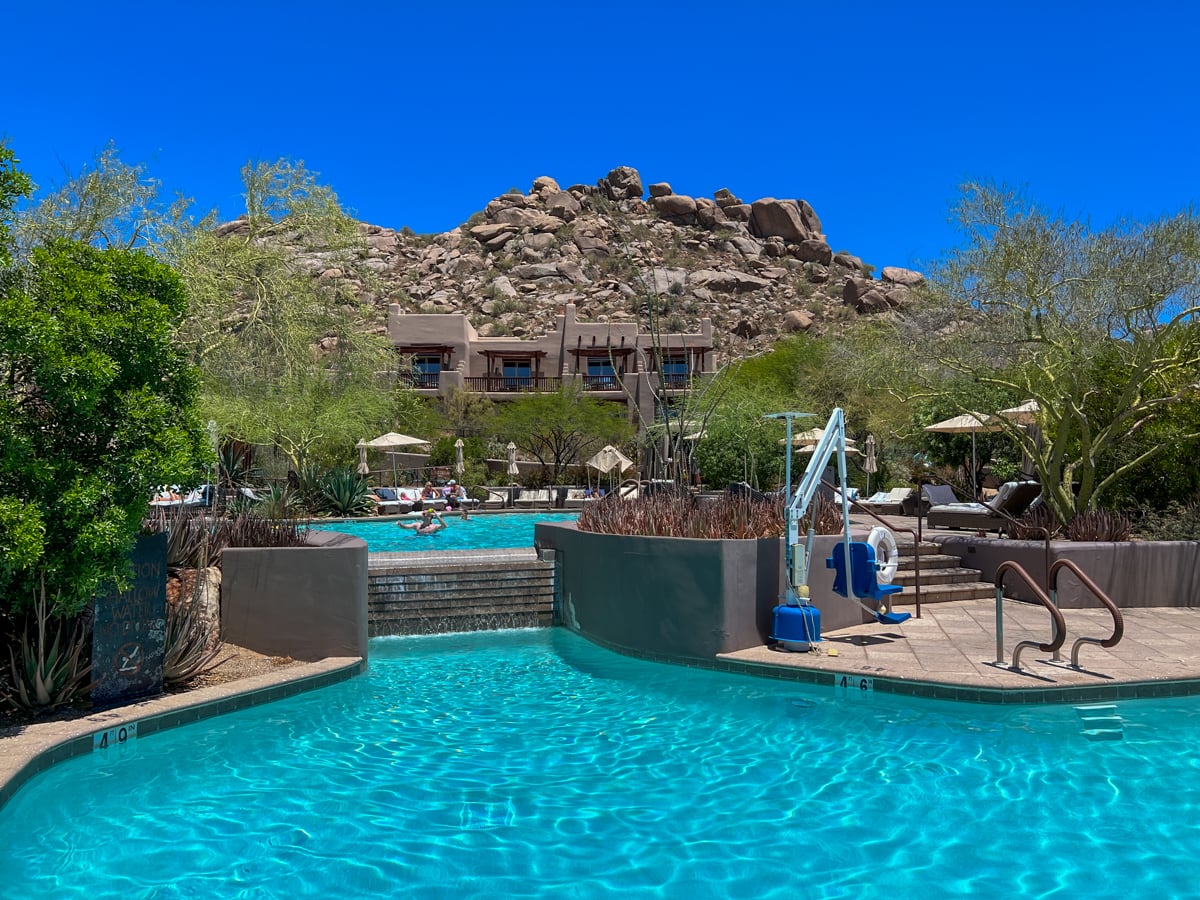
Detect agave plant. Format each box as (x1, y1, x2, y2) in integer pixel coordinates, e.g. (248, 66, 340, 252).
(256, 483, 302, 520)
(4, 578, 93, 711)
(163, 569, 227, 686)
(319, 466, 375, 517)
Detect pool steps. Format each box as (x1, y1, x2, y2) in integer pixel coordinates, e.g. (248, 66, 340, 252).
(1075, 703, 1124, 741)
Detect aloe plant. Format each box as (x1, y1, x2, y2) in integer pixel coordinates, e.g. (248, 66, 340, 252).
(4, 578, 93, 711)
(163, 570, 227, 686)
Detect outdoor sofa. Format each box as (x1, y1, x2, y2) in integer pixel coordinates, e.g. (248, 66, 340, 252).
(925, 480, 1042, 533)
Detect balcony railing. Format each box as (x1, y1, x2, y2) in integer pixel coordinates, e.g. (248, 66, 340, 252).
(659, 373, 692, 389)
(581, 374, 621, 391)
(464, 375, 563, 393)
(397, 372, 441, 389)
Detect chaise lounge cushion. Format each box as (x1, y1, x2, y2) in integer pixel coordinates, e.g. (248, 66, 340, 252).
(926, 481, 1041, 532)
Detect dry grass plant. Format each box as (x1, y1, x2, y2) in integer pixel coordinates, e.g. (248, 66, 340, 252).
(577, 493, 785, 539)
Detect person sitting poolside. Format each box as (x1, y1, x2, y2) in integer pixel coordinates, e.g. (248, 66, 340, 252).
(420, 481, 440, 501)
(443, 479, 468, 510)
(397, 507, 446, 535)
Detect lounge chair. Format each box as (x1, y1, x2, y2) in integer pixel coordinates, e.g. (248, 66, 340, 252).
(515, 489, 552, 508)
(480, 488, 508, 509)
(564, 488, 590, 509)
(370, 486, 411, 515)
(926, 481, 1042, 533)
(859, 487, 913, 515)
(397, 487, 445, 511)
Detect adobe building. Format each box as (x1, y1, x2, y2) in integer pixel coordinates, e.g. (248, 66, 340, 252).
(387, 302, 714, 426)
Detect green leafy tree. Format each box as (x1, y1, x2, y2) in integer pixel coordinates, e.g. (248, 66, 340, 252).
(495, 385, 633, 482)
(175, 159, 397, 469)
(885, 182, 1200, 520)
(0, 239, 209, 613)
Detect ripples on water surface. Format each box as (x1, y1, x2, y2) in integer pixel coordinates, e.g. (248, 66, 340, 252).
(5, 629, 1200, 899)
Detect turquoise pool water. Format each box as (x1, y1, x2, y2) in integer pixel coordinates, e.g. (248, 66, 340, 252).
(311, 511, 577, 552)
(5, 629, 1200, 899)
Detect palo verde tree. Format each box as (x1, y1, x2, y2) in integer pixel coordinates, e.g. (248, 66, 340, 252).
(495, 383, 633, 483)
(890, 182, 1200, 521)
(1, 146, 209, 613)
(174, 159, 397, 469)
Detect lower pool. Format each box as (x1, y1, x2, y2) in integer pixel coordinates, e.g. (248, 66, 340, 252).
(310, 511, 577, 552)
(5, 629, 1200, 899)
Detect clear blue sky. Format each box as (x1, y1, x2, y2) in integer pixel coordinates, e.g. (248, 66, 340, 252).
(5, 1, 1199, 273)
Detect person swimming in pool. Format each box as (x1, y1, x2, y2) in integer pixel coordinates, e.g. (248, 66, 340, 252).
(397, 507, 447, 535)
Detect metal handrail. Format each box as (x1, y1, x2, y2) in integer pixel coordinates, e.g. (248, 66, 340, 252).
(829, 482, 923, 619)
(1048, 558, 1124, 668)
(994, 560, 1067, 671)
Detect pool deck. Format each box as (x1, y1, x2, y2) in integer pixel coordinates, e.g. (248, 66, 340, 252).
(719, 602, 1200, 703)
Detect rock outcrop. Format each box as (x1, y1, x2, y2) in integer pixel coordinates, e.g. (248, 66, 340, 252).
(213, 165, 924, 355)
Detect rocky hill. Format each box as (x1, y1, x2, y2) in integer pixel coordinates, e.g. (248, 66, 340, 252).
(218, 165, 925, 357)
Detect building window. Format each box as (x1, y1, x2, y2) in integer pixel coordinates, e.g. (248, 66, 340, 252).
(586, 357, 616, 389)
(660, 354, 689, 386)
(412, 354, 441, 389)
(502, 359, 532, 388)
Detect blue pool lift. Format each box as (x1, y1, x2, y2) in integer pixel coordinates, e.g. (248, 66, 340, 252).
(767, 407, 910, 651)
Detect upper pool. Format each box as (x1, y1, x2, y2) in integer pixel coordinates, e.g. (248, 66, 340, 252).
(310, 511, 577, 552)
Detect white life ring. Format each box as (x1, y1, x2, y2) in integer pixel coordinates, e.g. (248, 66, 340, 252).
(867, 526, 899, 584)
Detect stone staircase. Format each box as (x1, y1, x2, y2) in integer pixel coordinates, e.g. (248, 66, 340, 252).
(890, 539, 994, 605)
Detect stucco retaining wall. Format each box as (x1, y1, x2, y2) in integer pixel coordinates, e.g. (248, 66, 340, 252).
(221, 530, 369, 660)
(534, 523, 875, 658)
(933, 536, 1200, 609)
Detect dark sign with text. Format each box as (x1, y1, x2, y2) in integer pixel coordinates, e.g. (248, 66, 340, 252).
(92, 532, 167, 709)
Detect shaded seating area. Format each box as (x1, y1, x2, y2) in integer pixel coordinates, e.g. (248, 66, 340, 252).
(926, 480, 1042, 533)
(369, 487, 411, 515)
(515, 488, 553, 508)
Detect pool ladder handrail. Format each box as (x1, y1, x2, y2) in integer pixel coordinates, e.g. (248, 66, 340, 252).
(1049, 558, 1124, 668)
(994, 561, 1067, 671)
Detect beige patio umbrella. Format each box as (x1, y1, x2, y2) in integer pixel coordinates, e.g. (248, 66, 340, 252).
(997, 399, 1040, 425)
(454, 438, 465, 478)
(864, 434, 877, 495)
(366, 432, 431, 487)
(924, 413, 1003, 499)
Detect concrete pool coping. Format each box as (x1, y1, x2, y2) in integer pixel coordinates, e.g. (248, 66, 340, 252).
(0, 656, 363, 813)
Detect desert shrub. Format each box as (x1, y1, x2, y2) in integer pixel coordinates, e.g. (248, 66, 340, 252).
(1133, 502, 1200, 541)
(257, 483, 303, 520)
(214, 513, 308, 551)
(1065, 508, 1131, 542)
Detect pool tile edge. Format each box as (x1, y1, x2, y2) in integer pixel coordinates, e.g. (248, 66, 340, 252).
(0, 656, 364, 814)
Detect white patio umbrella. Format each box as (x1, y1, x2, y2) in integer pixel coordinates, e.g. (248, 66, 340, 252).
(587, 444, 634, 493)
(924, 413, 1003, 499)
(366, 432, 431, 487)
(864, 434, 877, 495)
(454, 438, 465, 478)
(587, 445, 634, 475)
(506, 442, 520, 479)
(356, 440, 370, 477)
(998, 400, 1040, 476)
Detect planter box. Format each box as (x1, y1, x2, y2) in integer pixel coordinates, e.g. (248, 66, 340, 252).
(221, 530, 369, 661)
(934, 535, 1200, 609)
(534, 525, 880, 661)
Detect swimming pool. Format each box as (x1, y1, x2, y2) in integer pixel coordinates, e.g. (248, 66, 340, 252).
(4, 629, 1199, 898)
(311, 511, 577, 552)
